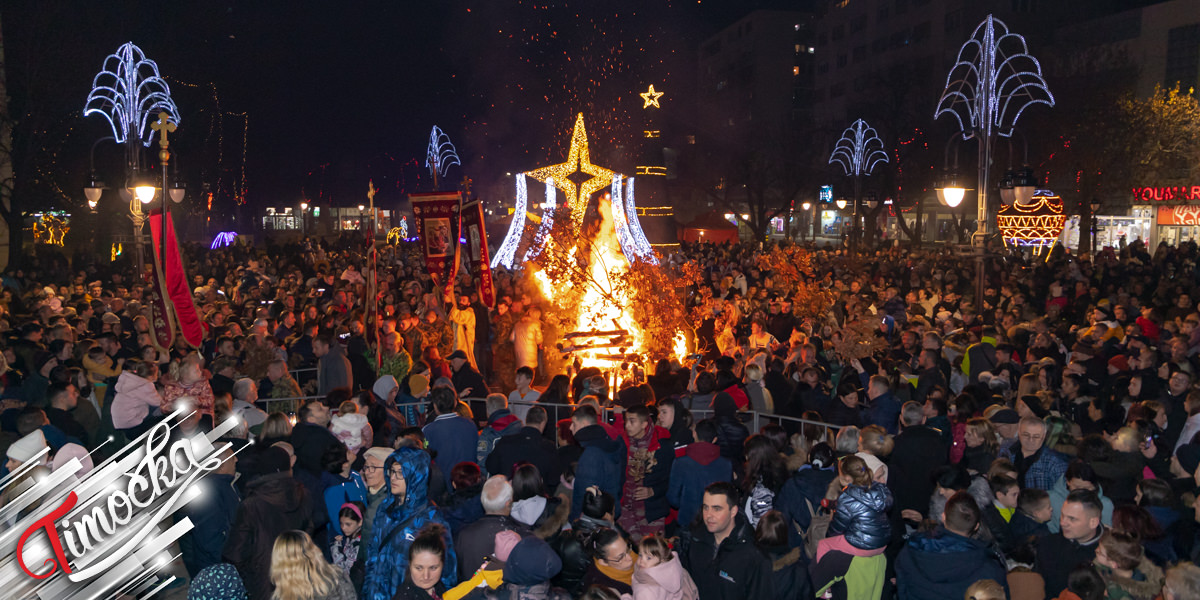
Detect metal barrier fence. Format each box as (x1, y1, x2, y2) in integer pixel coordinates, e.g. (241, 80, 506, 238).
(255, 396, 843, 448)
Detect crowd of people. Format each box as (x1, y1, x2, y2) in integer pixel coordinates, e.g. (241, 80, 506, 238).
(5, 235, 1200, 600)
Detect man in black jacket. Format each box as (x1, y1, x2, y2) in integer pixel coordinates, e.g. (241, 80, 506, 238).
(180, 442, 241, 577)
(486, 405, 563, 494)
(1035, 489, 1104, 598)
(222, 447, 313, 600)
(454, 475, 530, 577)
(888, 401, 949, 519)
(680, 482, 774, 600)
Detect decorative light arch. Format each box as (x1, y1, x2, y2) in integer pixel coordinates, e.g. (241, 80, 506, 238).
(829, 119, 888, 177)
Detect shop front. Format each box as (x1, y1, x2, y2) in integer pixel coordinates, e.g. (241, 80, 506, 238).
(1132, 185, 1200, 247)
(1061, 207, 1154, 251)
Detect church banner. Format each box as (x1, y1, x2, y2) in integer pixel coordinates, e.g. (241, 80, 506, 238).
(462, 199, 495, 308)
(149, 210, 205, 348)
(411, 192, 463, 292)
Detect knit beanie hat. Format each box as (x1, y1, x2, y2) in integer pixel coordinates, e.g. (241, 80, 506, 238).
(503, 536, 563, 585)
(6, 429, 48, 465)
(51, 443, 94, 476)
(409, 374, 430, 397)
(1176, 443, 1200, 476)
(493, 530, 521, 562)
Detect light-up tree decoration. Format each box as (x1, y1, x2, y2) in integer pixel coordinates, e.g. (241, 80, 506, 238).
(84, 42, 181, 147)
(829, 119, 888, 253)
(935, 14, 1053, 302)
(425, 126, 461, 188)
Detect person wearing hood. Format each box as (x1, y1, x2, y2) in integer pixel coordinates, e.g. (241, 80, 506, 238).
(330, 400, 372, 456)
(1093, 530, 1164, 600)
(314, 333, 352, 397)
(493, 535, 572, 600)
(616, 404, 675, 541)
(669, 419, 733, 530)
(632, 534, 699, 600)
(510, 463, 570, 539)
(710, 392, 750, 477)
(477, 394, 523, 471)
(894, 492, 1007, 600)
(1047, 462, 1115, 534)
(366, 375, 406, 448)
(774, 442, 836, 552)
(361, 445, 457, 600)
(455, 475, 530, 578)
(487, 406, 563, 496)
(654, 397, 694, 457)
(222, 446, 314, 600)
(678, 482, 774, 600)
(111, 360, 163, 435)
(570, 405, 626, 521)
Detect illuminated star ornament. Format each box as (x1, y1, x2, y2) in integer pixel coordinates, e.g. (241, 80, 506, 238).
(526, 113, 616, 224)
(640, 84, 664, 109)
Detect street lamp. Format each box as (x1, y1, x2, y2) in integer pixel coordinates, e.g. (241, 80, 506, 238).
(835, 198, 847, 210)
(1090, 198, 1102, 254)
(935, 14, 1053, 304)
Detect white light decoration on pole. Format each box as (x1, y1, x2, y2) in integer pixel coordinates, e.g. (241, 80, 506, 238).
(425, 125, 461, 189)
(935, 13, 1053, 304)
(829, 119, 887, 253)
(84, 42, 181, 146)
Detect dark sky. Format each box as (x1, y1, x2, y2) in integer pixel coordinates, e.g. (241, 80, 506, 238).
(3, 0, 786, 216)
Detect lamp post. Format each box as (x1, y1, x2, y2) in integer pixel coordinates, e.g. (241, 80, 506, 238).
(83, 42, 181, 277)
(935, 14, 1053, 307)
(1090, 198, 1102, 254)
(800, 201, 812, 242)
(829, 119, 888, 254)
(300, 201, 308, 236)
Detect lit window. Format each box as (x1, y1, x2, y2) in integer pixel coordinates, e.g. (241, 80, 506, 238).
(808, 47, 815, 54)
(793, 66, 800, 75)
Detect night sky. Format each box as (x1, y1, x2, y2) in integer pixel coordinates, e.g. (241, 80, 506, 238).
(3, 0, 786, 217)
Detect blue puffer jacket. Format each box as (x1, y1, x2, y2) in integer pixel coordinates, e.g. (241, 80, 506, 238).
(361, 447, 458, 600)
(828, 482, 892, 551)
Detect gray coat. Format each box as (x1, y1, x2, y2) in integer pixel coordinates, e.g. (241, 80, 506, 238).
(319, 344, 353, 395)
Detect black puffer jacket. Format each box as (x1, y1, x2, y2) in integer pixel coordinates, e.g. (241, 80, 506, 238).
(548, 514, 617, 597)
(828, 481, 892, 551)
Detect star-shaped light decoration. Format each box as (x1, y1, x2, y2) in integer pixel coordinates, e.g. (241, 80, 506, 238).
(640, 84, 664, 109)
(526, 113, 616, 224)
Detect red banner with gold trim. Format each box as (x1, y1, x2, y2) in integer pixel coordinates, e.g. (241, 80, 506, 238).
(461, 199, 495, 308)
(149, 210, 205, 348)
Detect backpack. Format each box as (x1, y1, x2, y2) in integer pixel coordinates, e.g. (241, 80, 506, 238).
(797, 497, 832, 561)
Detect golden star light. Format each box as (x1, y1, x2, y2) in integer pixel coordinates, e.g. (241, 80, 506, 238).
(526, 113, 616, 224)
(640, 84, 664, 109)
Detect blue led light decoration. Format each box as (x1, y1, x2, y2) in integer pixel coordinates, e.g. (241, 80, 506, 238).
(829, 119, 888, 178)
(491, 174, 529, 269)
(84, 42, 181, 146)
(935, 15, 1054, 141)
(935, 14, 1054, 309)
(425, 126, 461, 183)
(210, 231, 237, 249)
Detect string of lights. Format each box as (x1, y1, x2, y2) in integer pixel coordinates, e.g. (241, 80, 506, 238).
(523, 178, 556, 264)
(491, 173, 529, 269)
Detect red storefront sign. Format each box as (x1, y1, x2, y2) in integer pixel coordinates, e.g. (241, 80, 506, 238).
(1132, 186, 1200, 203)
(1156, 205, 1200, 225)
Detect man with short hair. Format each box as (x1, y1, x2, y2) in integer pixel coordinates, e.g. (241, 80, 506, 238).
(476, 393, 522, 470)
(454, 475, 529, 578)
(290, 400, 340, 476)
(1002, 416, 1068, 490)
(668, 419, 733, 530)
(313, 333, 352, 396)
(679, 482, 773, 600)
(617, 404, 674, 540)
(913, 348, 946, 404)
(44, 382, 88, 446)
(1036, 489, 1104, 597)
(865, 374, 901, 435)
(888, 401, 949, 519)
(486, 405, 562, 494)
(569, 405, 626, 520)
(507, 365, 539, 422)
(895, 491, 1007, 600)
(422, 387, 479, 475)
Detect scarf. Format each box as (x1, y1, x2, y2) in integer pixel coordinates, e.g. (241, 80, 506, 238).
(594, 552, 638, 586)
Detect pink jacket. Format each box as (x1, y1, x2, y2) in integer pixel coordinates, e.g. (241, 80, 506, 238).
(631, 553, 699, 600)
(112, 372, 162, 430)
